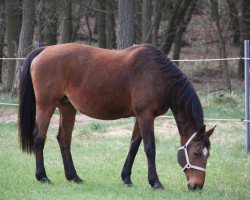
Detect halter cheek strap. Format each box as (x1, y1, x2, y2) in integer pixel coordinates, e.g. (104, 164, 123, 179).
(178, 132, 206, 172)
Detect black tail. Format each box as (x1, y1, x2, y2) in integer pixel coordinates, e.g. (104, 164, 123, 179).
(18, 48, 45, 154)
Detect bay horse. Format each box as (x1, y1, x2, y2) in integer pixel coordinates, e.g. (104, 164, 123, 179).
(18, 43, 215, 190)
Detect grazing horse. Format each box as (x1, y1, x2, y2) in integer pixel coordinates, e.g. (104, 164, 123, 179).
(18, 43, 215, 190)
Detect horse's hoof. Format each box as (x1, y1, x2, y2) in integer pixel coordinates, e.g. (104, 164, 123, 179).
(39, 177, 52, 184)
(67, 175, 83, 184)
(73, 177, 83, 184)
(123, 179, 133, 187)
(153, 183, 164, 190)
(124, 182, 133, 187)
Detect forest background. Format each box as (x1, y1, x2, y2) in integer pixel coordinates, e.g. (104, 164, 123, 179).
(0, 0, 250, 95)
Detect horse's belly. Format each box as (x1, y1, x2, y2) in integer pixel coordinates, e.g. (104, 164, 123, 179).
(68, 93, 133, 120)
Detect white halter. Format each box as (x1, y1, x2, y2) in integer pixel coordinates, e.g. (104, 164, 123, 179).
(178, 132, 206, 172)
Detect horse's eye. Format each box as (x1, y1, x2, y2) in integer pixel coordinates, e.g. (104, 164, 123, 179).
(194, 152, 202, 157)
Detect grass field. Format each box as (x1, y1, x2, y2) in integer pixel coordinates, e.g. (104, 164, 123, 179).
(0, 90, 249, 200)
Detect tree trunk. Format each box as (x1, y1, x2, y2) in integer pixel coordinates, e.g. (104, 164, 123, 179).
(4, 0, 22, 92)
(37, 0, 44, 43)
(152, 0, 165, 47)
(210, 0, 231, 92)
(0, 0, 5, 84)
(134, 0, 142, 44)
(106, 0, 116, 49)
(173, 0, 198, 65)
(37, 0, 57, 46)
(161, 0, 192, 54)
(58, 0, 73, 44)
(96, 0, 106, 48)
(85, 1, 93, 45)
(71, 4, 84, 42)
(142, 0, 151, 43)
(226, 0, 240, 46)
(12, 0, 35, 96)
(238, 0, 250, 79)
(117, 0, 135, 49)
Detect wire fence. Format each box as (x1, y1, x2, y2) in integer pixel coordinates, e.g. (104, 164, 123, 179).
(0, 56, 247, 123)
(0, 101, 244, 123)
(0, 58, 25, 60)
(1, 57, 250, 61)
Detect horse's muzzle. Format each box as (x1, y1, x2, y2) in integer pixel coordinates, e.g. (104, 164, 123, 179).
(187, 183, 203, 191)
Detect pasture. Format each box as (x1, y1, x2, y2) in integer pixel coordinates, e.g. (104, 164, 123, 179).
(0, 91, 249, 200)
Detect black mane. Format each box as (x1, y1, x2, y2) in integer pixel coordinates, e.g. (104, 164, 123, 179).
(144, 44, 204, 132)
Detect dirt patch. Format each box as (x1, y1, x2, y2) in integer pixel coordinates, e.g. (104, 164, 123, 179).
(0, 113, 96, 126)
(105, 129, 132, 137)
(49, 114, 95, 128)
(0, 112, 241, 143)
(0, 113, 18, 123)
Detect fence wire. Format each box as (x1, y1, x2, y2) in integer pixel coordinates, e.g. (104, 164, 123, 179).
(0, 56, 248, 123)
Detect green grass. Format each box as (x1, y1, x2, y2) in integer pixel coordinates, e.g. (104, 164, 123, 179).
(0, 92, 18, 104)
(0, 116, 249, 200)
(0, 90, 249, 199)
(79, 122, 108, 134)
(202, 92, 244, 120)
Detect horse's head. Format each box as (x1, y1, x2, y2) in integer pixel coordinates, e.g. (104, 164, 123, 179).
(177, 126, 215, 190)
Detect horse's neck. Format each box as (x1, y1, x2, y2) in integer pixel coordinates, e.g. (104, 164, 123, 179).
(171, 107, 197, 146)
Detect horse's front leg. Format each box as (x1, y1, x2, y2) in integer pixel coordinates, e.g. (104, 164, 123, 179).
(137, 112, 164, 190)
(121, 119, 142, 186)
(57, 103, 82, 183)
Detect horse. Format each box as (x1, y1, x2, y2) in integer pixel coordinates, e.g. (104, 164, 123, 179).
(18, 43, 215, 191)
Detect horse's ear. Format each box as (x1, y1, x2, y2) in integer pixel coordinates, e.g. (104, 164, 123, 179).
(206, 125, 216, 137)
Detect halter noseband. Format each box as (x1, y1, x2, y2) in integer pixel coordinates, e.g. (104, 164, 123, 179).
(178, 132, 206, 172)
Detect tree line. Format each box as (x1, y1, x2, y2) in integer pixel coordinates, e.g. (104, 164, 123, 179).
(0, 0, 250, 95)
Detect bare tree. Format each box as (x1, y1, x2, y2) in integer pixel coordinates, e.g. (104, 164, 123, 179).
(173, 0, 198, 65)
(238, 0, 250, 79)
(12, 0, 35, 96)
(96, 0, 106, 48)
(142, 0, 151, 43)
(117, 0, 135, 49)
(71, 3, 84, 42)
(37, 0, 57, 46)
(210, 0, 231, 92)
(106, 0, 116, 49)
(161, 0, 192, 54)
(4, 0, 22, 91)
(134, 0, 142, 44)
(0, 0, 5, 84)
(152, 0, 165, 46)
(58, 0, 73, 43)
(85, 1, 93, 45)
(226, 0, 240, 46)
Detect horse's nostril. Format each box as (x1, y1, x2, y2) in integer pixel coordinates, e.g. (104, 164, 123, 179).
(187, 183, 193, 190)
(187, 183, 202, 191)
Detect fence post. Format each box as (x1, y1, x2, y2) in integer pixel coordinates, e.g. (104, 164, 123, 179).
(244, 40, 250, 152)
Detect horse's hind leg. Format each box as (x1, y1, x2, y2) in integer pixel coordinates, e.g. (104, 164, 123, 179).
(121, 120, 142, 186)
(34, 106, 56, 183)
(57, 102, 82, 183)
